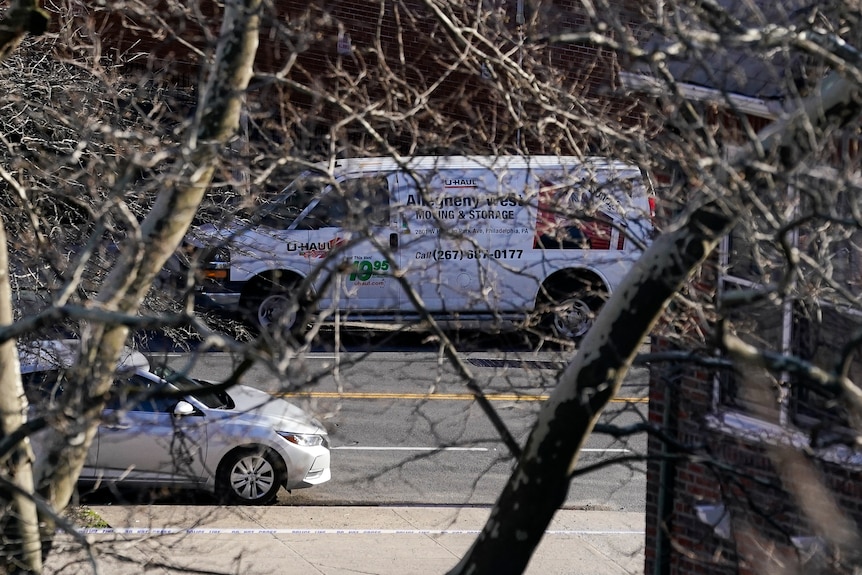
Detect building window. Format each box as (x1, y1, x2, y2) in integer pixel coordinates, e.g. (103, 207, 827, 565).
(790, 302, 861, 442)
(716, 274, 790, 426)
(716, 180, 862, 442)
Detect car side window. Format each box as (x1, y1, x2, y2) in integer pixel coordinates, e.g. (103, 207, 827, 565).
(108, 374, 176, 413)
(22, 369, 66, 404)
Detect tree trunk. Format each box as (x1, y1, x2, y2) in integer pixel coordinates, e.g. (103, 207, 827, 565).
(8, 1, 263, 571)
(447, 208, 733, 574)
(0, 217, 42, 573)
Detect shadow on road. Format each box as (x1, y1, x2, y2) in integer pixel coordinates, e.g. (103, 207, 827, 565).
(76, 484, 220, 507)
(132, 323, 549, 355)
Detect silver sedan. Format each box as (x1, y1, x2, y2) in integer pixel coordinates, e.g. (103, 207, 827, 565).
(25, 342, 330, 505)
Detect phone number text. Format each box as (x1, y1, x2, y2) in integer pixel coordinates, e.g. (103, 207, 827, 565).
(427, 249, 524, 261)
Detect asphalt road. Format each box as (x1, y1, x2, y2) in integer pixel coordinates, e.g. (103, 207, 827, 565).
(143, 343, 648, 512)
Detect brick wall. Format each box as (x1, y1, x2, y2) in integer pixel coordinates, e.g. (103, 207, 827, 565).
(646, 334, 862, 575)
(45, 0, 647, 154)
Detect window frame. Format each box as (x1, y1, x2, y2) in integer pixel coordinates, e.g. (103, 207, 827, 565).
(714, 177, 862, 437)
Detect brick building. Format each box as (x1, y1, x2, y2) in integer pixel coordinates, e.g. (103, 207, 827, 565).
(645, 209, 862, 574)
(637, 2, 862, 574)
(54, 0, 646, 157)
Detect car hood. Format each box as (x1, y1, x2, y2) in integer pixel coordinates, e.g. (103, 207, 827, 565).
(227, 385, 325, 435)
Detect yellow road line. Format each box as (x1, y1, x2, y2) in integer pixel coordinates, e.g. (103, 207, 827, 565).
(279, 391, 648, 403)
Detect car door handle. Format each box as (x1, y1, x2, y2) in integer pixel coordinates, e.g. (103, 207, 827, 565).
(390, 232, 398, 250)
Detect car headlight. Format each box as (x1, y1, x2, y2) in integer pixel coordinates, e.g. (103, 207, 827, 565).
(276, 431, 328, 448)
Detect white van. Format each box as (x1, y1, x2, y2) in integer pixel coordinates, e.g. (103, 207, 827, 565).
(187, 156, 654, 339)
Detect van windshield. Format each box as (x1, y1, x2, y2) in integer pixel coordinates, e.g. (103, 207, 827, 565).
(258, 169, 330, 230)
(258, 172, 392, 230)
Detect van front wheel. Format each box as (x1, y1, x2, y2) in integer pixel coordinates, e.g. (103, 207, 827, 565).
(241, 275, 304, 337)
(256, 291, 297, 332)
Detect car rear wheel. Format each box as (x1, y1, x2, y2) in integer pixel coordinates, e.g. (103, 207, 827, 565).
(216, 448, 285, 505)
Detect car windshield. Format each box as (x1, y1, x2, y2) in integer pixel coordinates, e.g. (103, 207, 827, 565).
(151, 366, 234, 410)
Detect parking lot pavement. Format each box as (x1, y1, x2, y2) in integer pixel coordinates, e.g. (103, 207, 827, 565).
(50, 505, 645, 574)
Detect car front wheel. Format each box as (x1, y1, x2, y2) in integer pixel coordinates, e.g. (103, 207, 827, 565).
(216, 448, 285, 505)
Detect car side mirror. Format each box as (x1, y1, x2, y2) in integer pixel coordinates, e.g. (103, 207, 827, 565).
(173, 400, 197, 417)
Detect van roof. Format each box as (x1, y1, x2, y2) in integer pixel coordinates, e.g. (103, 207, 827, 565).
(325, 155, 643, 177)
(19, 339, 150, 374)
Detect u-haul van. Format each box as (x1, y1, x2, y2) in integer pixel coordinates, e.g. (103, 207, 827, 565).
(189, 156, 654, 339)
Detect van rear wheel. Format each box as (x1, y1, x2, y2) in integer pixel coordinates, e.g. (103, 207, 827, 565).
(539, 281, 607, 341)
(549, 295, 598, 339)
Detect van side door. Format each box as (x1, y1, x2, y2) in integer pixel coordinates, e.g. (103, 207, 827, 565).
(396, 166, 516, 313)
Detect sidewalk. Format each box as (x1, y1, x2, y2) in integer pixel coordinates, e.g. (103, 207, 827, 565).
(50, 506, 645, 574)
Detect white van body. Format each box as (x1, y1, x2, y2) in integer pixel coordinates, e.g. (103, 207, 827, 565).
(189, 156, 653, 338)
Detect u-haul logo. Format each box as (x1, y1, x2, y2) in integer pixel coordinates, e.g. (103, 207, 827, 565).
(287, 237, 347, 259)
